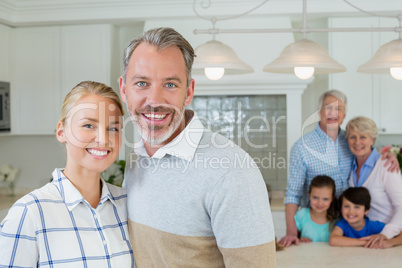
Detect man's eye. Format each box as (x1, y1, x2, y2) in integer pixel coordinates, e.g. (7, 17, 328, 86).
(137, 81, 147, 87)
(109, 127, 120, 132)
(166, 83, 176, 88)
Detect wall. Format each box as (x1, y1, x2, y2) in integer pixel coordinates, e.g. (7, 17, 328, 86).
(0, 135, 66, 189)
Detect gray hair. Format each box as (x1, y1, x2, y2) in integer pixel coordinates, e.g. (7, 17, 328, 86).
(122, 27, 195, 87)
(318, 89, 348, 113)
(345, 116, 378, 140)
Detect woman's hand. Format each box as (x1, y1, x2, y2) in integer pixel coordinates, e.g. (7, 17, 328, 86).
(359, 234, 387, 248)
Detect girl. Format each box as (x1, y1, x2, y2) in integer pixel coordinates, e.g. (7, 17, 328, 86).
(0, 81, 134, 267)
(295, 175, 337, 242)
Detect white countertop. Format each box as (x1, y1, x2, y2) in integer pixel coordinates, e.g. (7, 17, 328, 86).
(276, 242, 402, 268)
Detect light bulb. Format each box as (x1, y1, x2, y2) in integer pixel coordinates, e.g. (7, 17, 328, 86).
(204, 67, 225, 80)
(294, 67, 315, 80)
(390, 67, 402, 80)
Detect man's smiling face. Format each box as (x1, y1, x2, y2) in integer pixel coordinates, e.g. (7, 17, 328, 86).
(319, 95, 346, 132)
(120, 43, 194, 146)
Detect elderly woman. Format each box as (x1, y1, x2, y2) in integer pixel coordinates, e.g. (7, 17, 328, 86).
(345, 116, 402, 248)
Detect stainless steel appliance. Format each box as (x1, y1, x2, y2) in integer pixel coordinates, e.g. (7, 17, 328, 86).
(0, 81, 10, 132)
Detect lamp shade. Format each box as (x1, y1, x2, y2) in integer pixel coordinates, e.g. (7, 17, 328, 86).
(357, 38, 402, 74)
(192, 40, 253, 76)
(263, 39, 346, 74)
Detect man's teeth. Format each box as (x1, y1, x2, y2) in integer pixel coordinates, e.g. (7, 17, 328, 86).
(144, 114, 167, 120)
(87, 149, 108, 156)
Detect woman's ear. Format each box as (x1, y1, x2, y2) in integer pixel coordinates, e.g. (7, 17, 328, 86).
(56, 121, 66, 143)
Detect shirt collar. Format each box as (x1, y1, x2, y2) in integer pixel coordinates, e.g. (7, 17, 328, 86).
(133, 110, 204, 162)
(314, 123, 345, 142)
(352, 147, 381, 170)
(51, 168, 117, 211)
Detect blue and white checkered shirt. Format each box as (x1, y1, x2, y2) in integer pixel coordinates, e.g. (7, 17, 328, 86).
(285, 124, 353, 207)
(0, 168, 134, 268)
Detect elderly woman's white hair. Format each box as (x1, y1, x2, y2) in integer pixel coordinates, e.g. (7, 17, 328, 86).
(345, 116, 378, 140)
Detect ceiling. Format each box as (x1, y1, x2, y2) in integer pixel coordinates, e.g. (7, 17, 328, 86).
(0, 0, 401, 26)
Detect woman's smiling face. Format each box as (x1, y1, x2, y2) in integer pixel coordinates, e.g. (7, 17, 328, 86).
(57, 94, 122, 175)
(347, 128, 374, 161)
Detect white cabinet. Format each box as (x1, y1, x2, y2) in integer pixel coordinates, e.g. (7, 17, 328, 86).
(0, 24, 12, 82)
(329, 17, 402, 134)
(12, 24, 115, 135)
(13, 27, 61, 135)
(60, 25, 113, 105)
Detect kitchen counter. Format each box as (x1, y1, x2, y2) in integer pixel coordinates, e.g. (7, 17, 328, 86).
(0, 193, 25, 210)
(0, 187, 32, 221)
(276, 242, 402, 268)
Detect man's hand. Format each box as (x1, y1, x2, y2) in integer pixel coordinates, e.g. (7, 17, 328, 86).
(299, 237, 312, 243)
(380, 149, 400, 173)
(279, 235, 300, 247)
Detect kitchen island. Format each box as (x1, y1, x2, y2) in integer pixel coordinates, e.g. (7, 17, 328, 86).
(277, 242, 402, 268)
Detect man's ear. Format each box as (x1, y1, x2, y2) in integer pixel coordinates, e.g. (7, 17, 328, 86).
(185, 79, 195, 106)
(119, 76, 127, 104)
(56, 121, 66, 143)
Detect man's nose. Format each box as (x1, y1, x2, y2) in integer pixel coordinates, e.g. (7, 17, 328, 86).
(147, 85, 164, 105)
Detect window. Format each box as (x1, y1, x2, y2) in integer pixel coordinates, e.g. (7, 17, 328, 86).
(188, 95, 287, 190)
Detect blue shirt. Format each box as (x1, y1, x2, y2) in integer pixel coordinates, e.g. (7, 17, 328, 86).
(336, 217, 385, 238)
(352, 148, 381, 187)
(286, 124, 353, 207)
(0, 168, 134, 267)
(295, 207, 331, 242)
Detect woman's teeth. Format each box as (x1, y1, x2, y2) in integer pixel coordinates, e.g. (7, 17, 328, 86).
(87, 149, 108, 156)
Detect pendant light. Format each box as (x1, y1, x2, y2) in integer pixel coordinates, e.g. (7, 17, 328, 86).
(192, 39, 253, 80)
(357, 38, 402, 80)
(263, 39, 346, 79)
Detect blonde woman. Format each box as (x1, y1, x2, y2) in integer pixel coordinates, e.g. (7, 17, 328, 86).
(346, 116, 402, 249)
(0, 81, 134, 267)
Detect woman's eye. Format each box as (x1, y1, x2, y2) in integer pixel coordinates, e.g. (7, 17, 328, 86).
(109, 127, 120, 132)
(83, 124, 93, 129)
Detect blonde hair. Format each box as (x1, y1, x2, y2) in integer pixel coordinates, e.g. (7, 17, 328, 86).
(345, 116, 378, 140)
(59, 81, 124, 125)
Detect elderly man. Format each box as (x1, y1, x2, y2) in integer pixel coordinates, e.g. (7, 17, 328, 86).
(280, 89, 399, 247)
(119, 27, 276, 267)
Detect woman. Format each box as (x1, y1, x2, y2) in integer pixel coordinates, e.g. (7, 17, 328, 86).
(346, 116, 402, 248)
(0, 81, 134, 267)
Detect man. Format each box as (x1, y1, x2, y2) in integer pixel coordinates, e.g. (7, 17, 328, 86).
(119, 27, 276, 267)
(280, 89, 399, 247)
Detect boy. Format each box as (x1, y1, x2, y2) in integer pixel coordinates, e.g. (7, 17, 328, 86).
(329, 187, 385, 247)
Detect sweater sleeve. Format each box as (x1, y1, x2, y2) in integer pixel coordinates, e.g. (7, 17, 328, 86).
(381, 170, 402, 239)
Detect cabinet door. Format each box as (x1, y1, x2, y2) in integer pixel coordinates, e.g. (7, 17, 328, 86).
(0, 24, 11, 82)
(60, 24, 112, 103)
(377, 19, 402, 134)
(329, 17, 380, 125)
(330, 17, 402, 134)
(13, 27, 61, 134)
